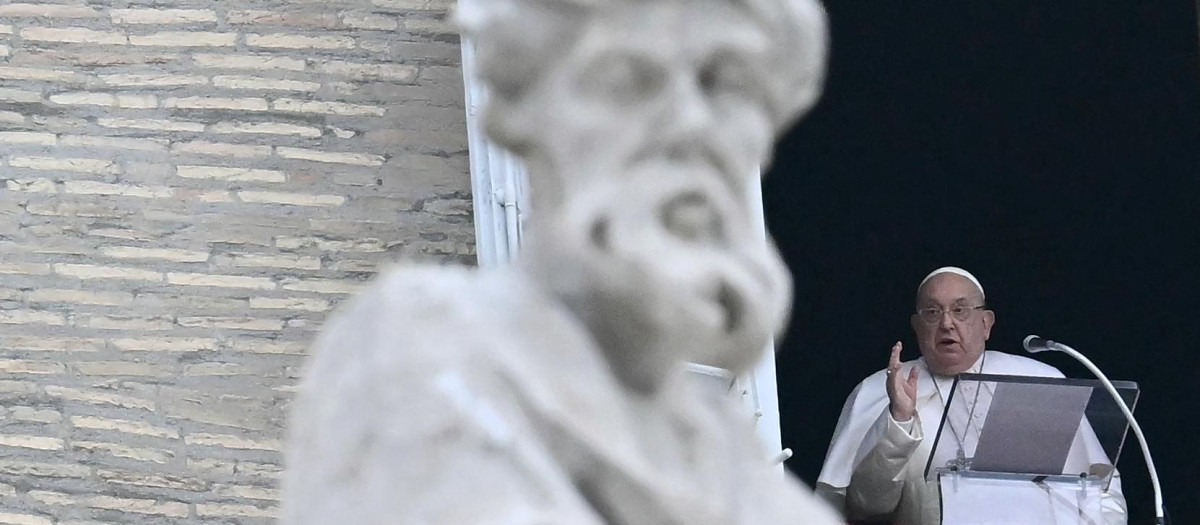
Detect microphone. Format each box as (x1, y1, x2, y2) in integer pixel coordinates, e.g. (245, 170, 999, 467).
(1024, 334, 1166, 524)
(1022, 335, 1053, 353)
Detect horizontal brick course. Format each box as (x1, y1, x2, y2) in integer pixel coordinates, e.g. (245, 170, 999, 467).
(19, 28, 125, 45)
(70, 416, 180, 439)
(110, 9, 218, 25)
(0, 4, 100, 17)
(60, 135, 168, 151)
(246, 33, 355, 50)
(43, 385, 155, 410)
(98, 73, 209, 87)
(191, 53, 307, 71)
(0, 132, 56, 146)
(272, 98, 386, 116)
(129, 31, 237, 47)
(185, 433, 282, 451)
(209, 121, 322, 137)
(73, 441, 174, 463)
(0, 512, 52, 525)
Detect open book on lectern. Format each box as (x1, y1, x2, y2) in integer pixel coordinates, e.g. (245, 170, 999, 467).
(923, 373, 1140, 485)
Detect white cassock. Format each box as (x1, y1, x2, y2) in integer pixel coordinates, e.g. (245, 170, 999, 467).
(815, 350, 1127, 525)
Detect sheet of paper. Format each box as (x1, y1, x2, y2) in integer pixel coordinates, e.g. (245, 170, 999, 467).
(971, 381, 1093, 475)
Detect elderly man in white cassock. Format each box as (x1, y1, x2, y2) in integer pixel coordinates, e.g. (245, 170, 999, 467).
(814, 267, 1127, 525)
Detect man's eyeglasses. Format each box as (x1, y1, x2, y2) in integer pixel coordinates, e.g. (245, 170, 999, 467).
(915, 305, 986, 324)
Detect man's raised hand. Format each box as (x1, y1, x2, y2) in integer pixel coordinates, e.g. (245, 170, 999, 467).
(886, 341, 919, 422)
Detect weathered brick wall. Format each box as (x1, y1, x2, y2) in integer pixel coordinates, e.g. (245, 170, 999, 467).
(0, 1, 470, 523)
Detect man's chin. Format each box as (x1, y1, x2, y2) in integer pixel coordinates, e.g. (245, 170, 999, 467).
(926, 347, 974, 375)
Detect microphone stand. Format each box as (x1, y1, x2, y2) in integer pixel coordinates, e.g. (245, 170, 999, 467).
(1024, 335, 1165, 525)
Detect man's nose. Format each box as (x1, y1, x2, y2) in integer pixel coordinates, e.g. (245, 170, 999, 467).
(938, 310, 956, 329)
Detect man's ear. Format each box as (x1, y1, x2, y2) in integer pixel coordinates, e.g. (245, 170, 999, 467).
(910, 313, 920, 335)
(981, 310, 995, 340)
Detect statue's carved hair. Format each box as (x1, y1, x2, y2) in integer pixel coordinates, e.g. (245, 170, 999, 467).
(458, 0, 828, 132)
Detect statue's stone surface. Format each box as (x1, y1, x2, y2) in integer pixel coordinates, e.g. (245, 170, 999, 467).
(282, 0, 840, 523)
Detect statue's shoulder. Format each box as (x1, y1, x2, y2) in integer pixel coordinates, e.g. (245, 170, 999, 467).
(305, 264, 612, 399)
(317, 265, 569, 350)
(284, 266, 613, 525)
(345, 264, 530, 322)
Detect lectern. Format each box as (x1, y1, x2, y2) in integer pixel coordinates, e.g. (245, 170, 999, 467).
(925, 373, 1138, 525)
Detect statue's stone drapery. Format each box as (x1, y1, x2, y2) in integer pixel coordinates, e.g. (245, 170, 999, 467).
(282, 0, 841, 523)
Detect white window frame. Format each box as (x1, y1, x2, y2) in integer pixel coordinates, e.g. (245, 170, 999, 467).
(461, 38, 529, 267)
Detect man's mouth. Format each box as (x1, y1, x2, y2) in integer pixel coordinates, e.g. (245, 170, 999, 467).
(937, 337, 959, 347)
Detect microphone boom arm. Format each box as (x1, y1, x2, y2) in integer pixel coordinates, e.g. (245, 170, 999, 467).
(1025, 335, 1165, 524)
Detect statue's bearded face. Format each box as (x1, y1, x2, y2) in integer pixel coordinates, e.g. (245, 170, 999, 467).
(512, 2, 798, 393)
(535, 170, 793, 395)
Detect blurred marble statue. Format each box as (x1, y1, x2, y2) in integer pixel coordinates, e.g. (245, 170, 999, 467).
(282, 0, 839, 523)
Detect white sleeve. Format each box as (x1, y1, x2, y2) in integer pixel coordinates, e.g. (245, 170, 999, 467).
(844, 409, 923, 520)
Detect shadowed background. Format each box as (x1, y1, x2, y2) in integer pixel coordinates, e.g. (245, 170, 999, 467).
(765, 2, 1200, 524)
